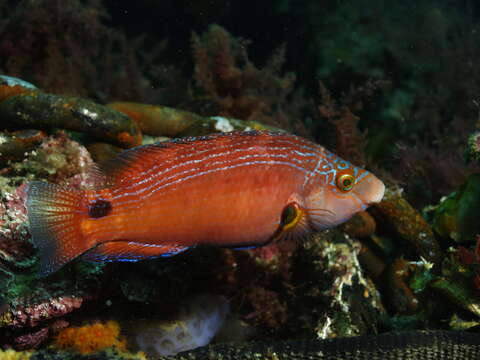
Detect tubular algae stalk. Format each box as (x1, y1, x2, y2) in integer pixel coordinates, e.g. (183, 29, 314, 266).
(0, 90, 142, 148)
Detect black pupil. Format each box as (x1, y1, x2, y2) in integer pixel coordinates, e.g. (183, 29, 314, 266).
(281, 204, 297, 225)
(343, 179, 352, 187)
(88, 199, 112, 219)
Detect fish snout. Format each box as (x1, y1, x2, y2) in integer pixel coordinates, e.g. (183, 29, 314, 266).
(355, 174, 385, 206)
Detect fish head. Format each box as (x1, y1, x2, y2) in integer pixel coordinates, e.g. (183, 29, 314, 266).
(303, 153, 385, 230)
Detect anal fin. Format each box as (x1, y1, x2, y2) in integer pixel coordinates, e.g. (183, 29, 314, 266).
(82, 241, 190, 262)
(230, 245, 260, 250)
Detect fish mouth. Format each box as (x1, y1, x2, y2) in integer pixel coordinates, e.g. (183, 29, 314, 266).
(368, 179, 385, 204)
(355, 175, 386, 206)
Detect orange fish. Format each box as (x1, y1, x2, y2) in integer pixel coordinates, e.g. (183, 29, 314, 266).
(26, 131, 385, 276)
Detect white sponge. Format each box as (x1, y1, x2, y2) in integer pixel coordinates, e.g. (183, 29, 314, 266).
(128, 294, 229, 356)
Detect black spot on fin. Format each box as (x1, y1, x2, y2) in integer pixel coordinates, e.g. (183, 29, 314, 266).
(88, 199, 112, 218)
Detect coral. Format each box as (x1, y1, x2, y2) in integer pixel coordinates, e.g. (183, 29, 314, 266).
(0, 179, 33, 274)
(212, 239, 298, 332)
(0, 244, 102, 349)
(0, 129, 108, 351)
(1, 303, 75, 350)
(291, 230, 385, 339)
(0, 231, 34, 272)
(208, 226, 384, 340)
(14, 327, 49, 350)
(191, 24, 305, 132)
(11, 132, 94, 184)
(0, 131, 104, 282)
(54, 321, 126, 354)
(2, 297, 83, 329)
(1, 297, 84, 348)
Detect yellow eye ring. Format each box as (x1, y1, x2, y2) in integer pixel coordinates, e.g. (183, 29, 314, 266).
(336, 173, 355, 192)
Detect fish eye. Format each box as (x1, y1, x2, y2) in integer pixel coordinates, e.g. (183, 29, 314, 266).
(280, 202, 301, 231)
(336, 173, 355, 192)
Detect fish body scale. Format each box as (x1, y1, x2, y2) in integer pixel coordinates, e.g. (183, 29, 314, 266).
(26, 131, 385, 275)
(90, 133, 321, 246)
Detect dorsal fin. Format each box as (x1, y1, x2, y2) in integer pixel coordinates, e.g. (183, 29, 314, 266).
(98, 142, 175, 186)
(90, 131, 275, 187)
(93, 133, 224, 186)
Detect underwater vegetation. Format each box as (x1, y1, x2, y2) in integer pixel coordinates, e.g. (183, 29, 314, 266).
(191, 24, 300, 131)
(0, 0, 146, 102)
(1, 0, 480, 359)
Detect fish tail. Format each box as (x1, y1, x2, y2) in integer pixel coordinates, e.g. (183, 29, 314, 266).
(26, 181, 90, 276)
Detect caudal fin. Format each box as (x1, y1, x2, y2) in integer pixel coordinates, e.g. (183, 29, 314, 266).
(26, 181, 89, 276)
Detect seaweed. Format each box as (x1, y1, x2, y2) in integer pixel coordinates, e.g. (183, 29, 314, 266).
(191, 24, 308, 134)
(0, 0, 144, 102)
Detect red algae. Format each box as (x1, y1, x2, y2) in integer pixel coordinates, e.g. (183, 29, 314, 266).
(3, 296, 83, 328)
(191, 25, 300, 130)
